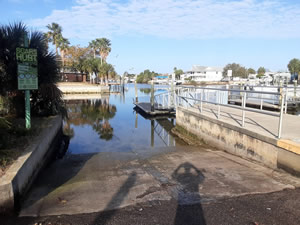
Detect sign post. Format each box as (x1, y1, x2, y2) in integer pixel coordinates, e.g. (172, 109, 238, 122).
(16, 33, 38, 129)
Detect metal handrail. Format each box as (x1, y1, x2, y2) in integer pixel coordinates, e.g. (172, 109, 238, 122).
(179, 96, 279, 117)
(176, 88, 285, 138)
(178, 86, 281, 96)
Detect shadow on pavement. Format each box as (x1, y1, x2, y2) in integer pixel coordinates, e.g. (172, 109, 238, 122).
(93, 171, 137, 225)
(172, 162, 206, 225)
(20, 152, 95, 214)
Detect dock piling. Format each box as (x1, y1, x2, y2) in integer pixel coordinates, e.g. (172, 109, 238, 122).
(151, 80, 154, 112)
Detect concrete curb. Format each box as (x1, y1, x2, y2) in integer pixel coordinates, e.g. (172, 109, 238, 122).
(0, 115, 62, 213)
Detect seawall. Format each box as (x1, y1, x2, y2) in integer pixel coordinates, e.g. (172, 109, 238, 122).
(176, 106, 300, 176)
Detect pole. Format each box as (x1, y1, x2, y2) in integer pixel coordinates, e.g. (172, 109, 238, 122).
(217, 90, 220, 119)
(24, 33, 31, 129)
(135, 111, 138, 129)
(278, 92, 284, 139)
(171, 73, 175, 107)
(151, 79, 154, 112)
(134, 75, 138, 103)
(151, 120, 154, 147)
(242, 92, 246, 127)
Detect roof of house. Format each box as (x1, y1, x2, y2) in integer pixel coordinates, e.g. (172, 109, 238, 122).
(189, 65, 224, 72)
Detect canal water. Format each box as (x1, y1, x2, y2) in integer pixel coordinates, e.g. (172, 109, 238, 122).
(63, 84, 186, 156)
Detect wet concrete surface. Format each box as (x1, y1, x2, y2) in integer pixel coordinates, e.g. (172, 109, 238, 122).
(17, 145, 300, 219)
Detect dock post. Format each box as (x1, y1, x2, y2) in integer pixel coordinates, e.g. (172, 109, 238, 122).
(151, 79, 154, 112)
(135, 111, 138, 128)
(122, 74, 125, 93)
(135, 75, 138, 103)
(151, 120, 154, 146)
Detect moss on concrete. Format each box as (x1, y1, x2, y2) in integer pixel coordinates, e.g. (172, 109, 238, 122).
(171, 124, 206, 147)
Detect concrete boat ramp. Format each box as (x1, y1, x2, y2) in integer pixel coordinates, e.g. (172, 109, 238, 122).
(20, 145, 300, 217)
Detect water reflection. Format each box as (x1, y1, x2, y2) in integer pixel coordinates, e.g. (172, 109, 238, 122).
(64, 97, 116, 142)
(62, 84, 186, 155)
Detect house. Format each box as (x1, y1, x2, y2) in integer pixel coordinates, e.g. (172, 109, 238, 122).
(181, 65, 223, 82)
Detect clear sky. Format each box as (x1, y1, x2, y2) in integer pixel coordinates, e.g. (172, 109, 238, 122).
(1, 0, 300, 74)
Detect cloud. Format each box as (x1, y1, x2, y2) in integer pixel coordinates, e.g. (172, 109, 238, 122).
(28, 0, 300, 40)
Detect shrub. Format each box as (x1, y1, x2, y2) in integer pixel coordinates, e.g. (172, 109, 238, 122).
(0, 22, 64, 117)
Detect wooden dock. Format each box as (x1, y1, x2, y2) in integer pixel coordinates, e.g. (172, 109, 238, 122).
(134, 102, 175, 116)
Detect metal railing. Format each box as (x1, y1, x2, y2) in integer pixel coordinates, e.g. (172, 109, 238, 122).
(174, 86, 285, 138)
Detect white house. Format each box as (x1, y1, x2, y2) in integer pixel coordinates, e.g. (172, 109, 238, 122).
(181, 65, 223, 82)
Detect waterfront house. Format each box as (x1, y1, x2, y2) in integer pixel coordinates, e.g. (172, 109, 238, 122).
(181, 65, 223, 82)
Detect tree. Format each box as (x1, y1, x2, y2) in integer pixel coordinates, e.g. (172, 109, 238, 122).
(98, 63, 115, 85)
(64, 45, 91, 74)
(57, 36, 70, 70)
(248, 68, 256, 75)
(0, 22, 63, 116)
(287, 58, 300, 75)
(46, 22, 62, 55)
(88, 39, 99, 59)
(223, 63, 248, 78)
(136, 70, 158, 83)
(97, 38, 111, 65)
(257, 67, 266, 76)
(174, 67, 184, 79)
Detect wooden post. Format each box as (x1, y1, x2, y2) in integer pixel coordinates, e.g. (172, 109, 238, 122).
(135, 111, 138, 129)
(151, 120, 154, 147)
(135, 74, 138, 103)
(151, 79, 154, 112)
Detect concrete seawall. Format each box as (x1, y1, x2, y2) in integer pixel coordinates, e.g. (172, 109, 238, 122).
(0, 116, 62, 213)
(176, 106, 300, 176)
(58, 83, 109, 94)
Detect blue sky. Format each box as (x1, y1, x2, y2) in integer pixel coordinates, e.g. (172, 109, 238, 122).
(1, 0, 300, 74)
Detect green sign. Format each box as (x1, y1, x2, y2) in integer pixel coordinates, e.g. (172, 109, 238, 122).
(16, 47, 38, 90)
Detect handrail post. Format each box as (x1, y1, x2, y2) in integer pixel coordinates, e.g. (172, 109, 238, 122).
(278, 92, 284, 138)
(260, 95, 263, 110)
(217, 90, 220, 119)
(200, 91, 203, 113)
(242, 92, 247, 127)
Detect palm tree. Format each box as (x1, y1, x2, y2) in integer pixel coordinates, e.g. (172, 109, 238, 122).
(97, 38, 111, 65)
(98, 63, 115, 85)
(88, 40, 98, 59)
(83, 58, 101, 83)
(57, 36, 70, 71)
(0, 22, 63, 116)
(46, 22, 62, 55)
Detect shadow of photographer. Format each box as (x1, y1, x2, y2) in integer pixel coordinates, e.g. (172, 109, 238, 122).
(172, 162, 206, 225)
